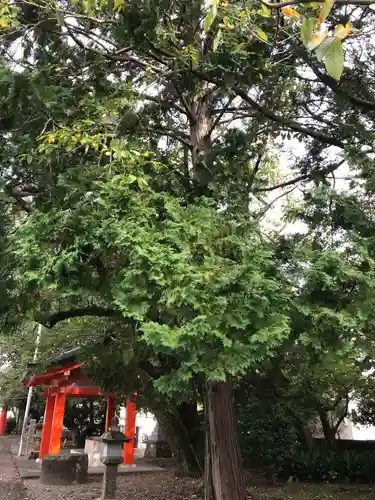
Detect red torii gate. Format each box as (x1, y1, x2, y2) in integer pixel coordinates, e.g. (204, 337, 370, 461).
(24, 360, 137, 463)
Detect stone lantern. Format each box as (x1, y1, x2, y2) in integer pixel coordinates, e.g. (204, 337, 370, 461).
(100, 416, 130, 500)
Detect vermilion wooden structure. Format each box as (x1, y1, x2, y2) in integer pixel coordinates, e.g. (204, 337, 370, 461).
(24, 361, 137, 463)
(0, 408, 7, 436)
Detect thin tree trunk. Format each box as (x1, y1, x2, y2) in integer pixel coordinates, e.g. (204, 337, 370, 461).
(295, 418, 314, 452)
(318, 409, 336, 447)
(205, 381, 247, 500)
(203, 387, 214, 500)
(153, 406, 202, 477)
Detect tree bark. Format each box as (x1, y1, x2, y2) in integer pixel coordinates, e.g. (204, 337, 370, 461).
(205, 381, 247, 500)
(294, 417, 314, 452)
(318, 408, 336, 447)
(203, 387, 214, 500)
(153, 404, 202, 477)
(188, 81, 214, 196)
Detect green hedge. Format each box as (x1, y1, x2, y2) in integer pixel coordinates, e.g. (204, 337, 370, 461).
(5, 417, 16, 435)
(280, 448, 375, 483)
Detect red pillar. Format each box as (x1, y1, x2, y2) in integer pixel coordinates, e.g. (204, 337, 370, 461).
(39, 390, 55, 459)
(123, 396, 136, 465)
(0, 409, 7, 436)
(49, 390, 66, 455)
(105, 394, 116, 432)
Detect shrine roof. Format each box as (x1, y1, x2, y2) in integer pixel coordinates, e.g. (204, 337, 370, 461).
(24, 360, 86, 388)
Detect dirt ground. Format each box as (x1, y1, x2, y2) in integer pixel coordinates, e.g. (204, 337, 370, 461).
(23, 471, 375, 500)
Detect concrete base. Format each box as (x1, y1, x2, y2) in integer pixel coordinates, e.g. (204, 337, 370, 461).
(16, 456, 164, 480)
(40, 454, 77, 485)
(144, 440, 172, 458)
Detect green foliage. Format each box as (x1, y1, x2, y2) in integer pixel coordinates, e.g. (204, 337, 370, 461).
(0, 4, 374, 492)
(281, 448, 375, 483)
(9, 163, 292, 390)
(235, 377, 301, 471)
(64, 399, 106, 448)
(5, 417, 16, 435)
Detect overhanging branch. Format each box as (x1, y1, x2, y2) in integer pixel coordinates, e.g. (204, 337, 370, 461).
(40, 307, 135, 329)
(255, 159, 345, 192)
(235, 88, 345, 148)
(261, 0, 375, 7)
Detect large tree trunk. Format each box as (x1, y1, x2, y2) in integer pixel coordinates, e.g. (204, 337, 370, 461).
(205, 381, 247, 500)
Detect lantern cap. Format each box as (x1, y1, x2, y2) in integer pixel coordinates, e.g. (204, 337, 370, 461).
(101, 416, 130, 444)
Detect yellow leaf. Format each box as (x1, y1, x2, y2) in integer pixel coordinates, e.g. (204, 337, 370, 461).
(307, 27, 328, 50)
(301, 18, 317, 47)
(319, 0, 335, 22)
(47, 136, 56, 143)
(282, 6, 301, 17)
(0, 19, 8, 28)
(325, 37, 344, 80)
(334, 23, 351, 39)
(255, 27, 269, 41)
(204, 5, 217, 32)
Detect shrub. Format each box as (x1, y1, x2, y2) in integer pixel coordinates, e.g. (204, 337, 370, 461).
(280, 448, 375, 483)
(5, 417, 16, 435)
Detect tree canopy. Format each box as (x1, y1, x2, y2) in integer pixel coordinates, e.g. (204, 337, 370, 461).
(1, 0, 375, 499)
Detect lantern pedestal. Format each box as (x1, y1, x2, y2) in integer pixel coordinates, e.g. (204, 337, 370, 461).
(99, 417, 130, 500)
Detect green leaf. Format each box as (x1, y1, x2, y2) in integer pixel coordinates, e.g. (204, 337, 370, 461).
(257, 6, 271, 17)
(114, 0, 125, 11)
(26, 154, 33, 165)
(213, 29, 222, 51)
(324, 37, 344, 81)
(127, 174, 137, 184)
(301, 18, 316, 47)
(204, 5, 217, 32)
(315, 36, 333, 61)
(319, 0, 335, 22)
(55, 10, 64, 25)
(255, 27, 268, 42)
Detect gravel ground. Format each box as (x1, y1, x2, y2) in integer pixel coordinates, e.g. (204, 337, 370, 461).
(25, 472, 201, 500)
(24, 472, 375, 500)
(0, 440, 30, 500)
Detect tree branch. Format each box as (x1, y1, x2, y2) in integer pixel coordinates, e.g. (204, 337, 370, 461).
(310, 63, 375, 113)
(135, 92, 186, 115)
(261, 0, 375, 7)
(235, 88, 345, 148)
(249, 153, 263, 189)
(333, 390, 350, 435)
(143, 126, 191, 146)
(172, 83, 196, 124)
(255, 159, 345, 192)
(65, 22, 163, 75)
(40, 307, 135, 329)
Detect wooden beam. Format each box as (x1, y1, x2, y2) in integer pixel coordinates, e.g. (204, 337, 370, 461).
(49, 390, 66, 455)
(0, 409, 7, 436)
(105, 394, 116, 432)
(24, 362, 85, 388)
(123, 396, 137, 465)
(40, 390, 55, 460)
